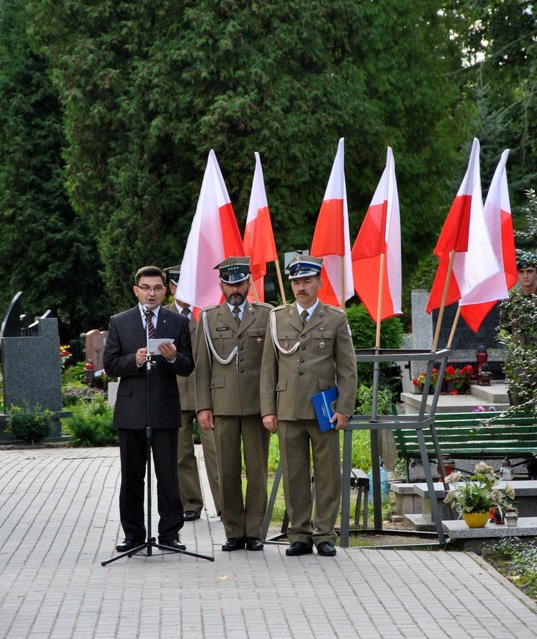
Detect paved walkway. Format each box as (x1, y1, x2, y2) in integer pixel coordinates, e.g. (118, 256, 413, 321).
(1, 447, 536, 639)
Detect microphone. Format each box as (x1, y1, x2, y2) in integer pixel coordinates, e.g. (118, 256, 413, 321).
(142, 304, 152, 316)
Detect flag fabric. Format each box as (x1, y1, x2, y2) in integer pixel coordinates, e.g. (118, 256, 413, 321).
(243, 152, 278, 301)
(175, 150, 244, 308)
(426, 138, 500, 314)
(460, 149, 517, 332)
(310, 138, 354, 306)
(351, 146, 402, 321)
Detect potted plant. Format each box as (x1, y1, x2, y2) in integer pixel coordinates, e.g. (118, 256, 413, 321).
(412, 368, 439, 394)
(443, 462, 515, 528)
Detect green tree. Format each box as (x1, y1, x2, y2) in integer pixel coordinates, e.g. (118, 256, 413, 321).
(30, 1, 470, 308)
(0, 0, 110, 335)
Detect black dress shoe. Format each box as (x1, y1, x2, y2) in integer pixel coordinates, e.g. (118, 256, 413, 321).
(222, 537, 245, 551)
(116, 538, 144, 552)
(285, 541, 313, 556)
(316, 541, 337, 557)
(183, 511, 201, 521)
(246, 537, 264, 551)
(159, 539, 186, 550)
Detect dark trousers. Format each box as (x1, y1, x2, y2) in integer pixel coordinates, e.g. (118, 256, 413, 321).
(118, 428, 184, 541)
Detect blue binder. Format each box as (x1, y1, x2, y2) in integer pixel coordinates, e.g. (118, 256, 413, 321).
(311, 387, 338, 432)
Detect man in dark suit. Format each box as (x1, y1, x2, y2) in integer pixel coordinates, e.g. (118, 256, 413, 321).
(104, 265, 194, 552)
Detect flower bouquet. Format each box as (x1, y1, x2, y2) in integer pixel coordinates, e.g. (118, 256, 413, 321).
(444, 462, 515, 527)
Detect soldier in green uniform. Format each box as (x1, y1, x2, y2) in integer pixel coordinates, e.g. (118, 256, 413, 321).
(164, 265, 221, 521)
(195, 257, 272, 551)
(260, 254, 357, 557)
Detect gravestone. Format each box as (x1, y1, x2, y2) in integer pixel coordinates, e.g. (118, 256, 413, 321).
(0, 293, 63, 441)
(85, 329, 108, 370)
(410, 290, 505, 381)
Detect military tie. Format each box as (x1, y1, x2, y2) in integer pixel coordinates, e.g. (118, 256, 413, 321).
(300, 309, 309, 327)
(147, 311, 157, 339)
(232, 306, 241, 326)
(181, 307, 190, 318)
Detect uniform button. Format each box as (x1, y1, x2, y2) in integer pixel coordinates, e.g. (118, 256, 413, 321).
(299, 371, 303, 375)
(240, 369, 244, 373)
(299, 359, 304, 363)
(301, 346, 306, 350)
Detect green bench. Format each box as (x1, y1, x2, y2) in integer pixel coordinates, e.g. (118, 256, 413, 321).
(394, 411, 537, 482)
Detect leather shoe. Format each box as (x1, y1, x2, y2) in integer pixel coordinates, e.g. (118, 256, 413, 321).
(159, 539, 186, 550)
(116, 538, 144, 552)
(183, 511, 201, 521)
(222, 537, 245, 551)
(246, 537, 264, 551)
(285, 541, 313, 556)
(316, 541, 337, 557)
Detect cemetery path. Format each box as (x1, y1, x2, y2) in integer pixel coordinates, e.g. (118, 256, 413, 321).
(0, 447, 536, 639)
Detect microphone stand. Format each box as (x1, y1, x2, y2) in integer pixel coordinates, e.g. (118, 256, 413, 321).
(102, 306, 213, 566)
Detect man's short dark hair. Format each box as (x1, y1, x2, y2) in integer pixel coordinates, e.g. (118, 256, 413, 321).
(134, 266, 166, 286)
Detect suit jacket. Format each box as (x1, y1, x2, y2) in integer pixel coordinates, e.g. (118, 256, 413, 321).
(260, 301, 357, 421)
(195, 301, 271, 416)
(103, 305, 194, 430)
(166, 303, 196, 411)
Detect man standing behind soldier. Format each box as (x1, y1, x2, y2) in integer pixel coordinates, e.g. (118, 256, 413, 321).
(195, 257, 272, 551)
(164, 265, 221, 521)
(260, 254, 357, 557)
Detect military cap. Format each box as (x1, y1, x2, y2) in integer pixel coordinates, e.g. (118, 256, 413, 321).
(163, 264, 181, 285)
(215, 256, 250, 284)
(516, 249, 537, 269)
(287, 253, 323, 280)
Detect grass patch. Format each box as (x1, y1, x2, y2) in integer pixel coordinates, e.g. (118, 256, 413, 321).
(482, 537, 537, 602)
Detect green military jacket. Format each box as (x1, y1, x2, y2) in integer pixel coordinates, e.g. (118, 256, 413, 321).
(194, 301, 272, 416)
(260, 301, 357, 421)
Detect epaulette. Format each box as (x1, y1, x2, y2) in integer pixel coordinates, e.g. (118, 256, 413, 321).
(271, 304, 288, 312)
(324, 304, 346, 315)
(200, 304, 219, 313)
(250, 301, 274, 309)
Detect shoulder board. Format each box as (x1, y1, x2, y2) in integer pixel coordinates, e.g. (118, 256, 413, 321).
(324, 304, 346, 315)
(251, 302, 273, 309)
(272, 304, 288, 312)
(201, 304, 220, 313)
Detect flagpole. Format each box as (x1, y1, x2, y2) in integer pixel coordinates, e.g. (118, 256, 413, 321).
(274, 258, 287, 304)
(374, 253, 386, 348)
(432, 250, 456, 351)
(340, 255, 345, 309)
(249, 275, 260, 302)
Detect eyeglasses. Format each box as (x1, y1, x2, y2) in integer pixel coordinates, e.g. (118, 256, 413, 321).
(137, 285, 165, 293)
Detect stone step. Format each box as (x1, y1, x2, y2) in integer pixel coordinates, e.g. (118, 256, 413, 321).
(400, 391, 508, 414)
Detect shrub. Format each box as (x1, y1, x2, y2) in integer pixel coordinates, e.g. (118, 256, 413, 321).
(346, 304, 403, 396)
(63, 384, 106, 406)
(64, 395, 117, 447)
(7, 404, 53, 445)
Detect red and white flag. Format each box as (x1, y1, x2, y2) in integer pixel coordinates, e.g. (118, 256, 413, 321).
(426, 138, 500, 314)
(460, 149, 517, 332)
(243, 152, 277, 301)
(351, 147, 402, 321)
(310, 138, 354, 306)
(175, 150, 244, 308)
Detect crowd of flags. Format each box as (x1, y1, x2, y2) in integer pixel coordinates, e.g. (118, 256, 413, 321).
(174, 136, 517, 347)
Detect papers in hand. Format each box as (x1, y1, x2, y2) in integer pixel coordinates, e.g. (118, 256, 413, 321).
(148, 338, 174, 355)
(311, 387, 338, 432)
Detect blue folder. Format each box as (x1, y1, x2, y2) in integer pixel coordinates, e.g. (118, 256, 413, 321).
(311, 387, 338, 432)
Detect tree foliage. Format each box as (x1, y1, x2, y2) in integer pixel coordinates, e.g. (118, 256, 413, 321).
(0, 0, 111, 335)
(28, 0, 469, 309)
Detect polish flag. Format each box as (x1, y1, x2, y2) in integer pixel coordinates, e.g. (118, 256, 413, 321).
(310, 138, 354, 306)
(460, 150, 517, 332)
(243, 152, 277, 301)
(351, 147, 402, 321)
(175, 150, 244, 308)
(426, 138, 500, 314)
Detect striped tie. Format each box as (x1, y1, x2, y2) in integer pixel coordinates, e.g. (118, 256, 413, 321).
(147, 311, 156, 339)
(301, 310, 309, 327)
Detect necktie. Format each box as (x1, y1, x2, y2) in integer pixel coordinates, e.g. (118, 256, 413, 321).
(147, 311, 156, 339)
(301, 310, 309, 327)
(232, 306, 241, 326)
(181, 307, 190, 317)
